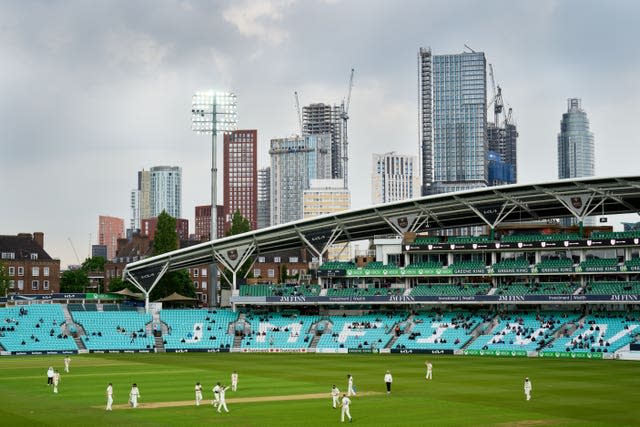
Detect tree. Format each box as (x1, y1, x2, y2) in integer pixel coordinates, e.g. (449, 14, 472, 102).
(153, 211, 178, 255)
(60, 269, 89, 293)
(221, 210, 253, 289)
(149, 211, 194, 300)
(107, 277, 137, 293)
(0, 262, 9, 296)
(82, 256, 106, 272)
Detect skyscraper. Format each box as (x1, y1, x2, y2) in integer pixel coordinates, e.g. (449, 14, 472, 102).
(270, 134, 331, 225)
(130, 169, 150, 231)
(419, 48, 488, 195)
(257, 167, 271, 229)
(98, 215, 124, 260)
(302, 103, 343, 180)
(223, 130, 257, 232)
(194, 205, 225, 241)
(558, 98, 594, 179)
(150, 166, 182, 218)
(371, 152, 420, 204)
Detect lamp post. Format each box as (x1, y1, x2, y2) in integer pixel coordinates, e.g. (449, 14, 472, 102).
(192, 91, 237, 307)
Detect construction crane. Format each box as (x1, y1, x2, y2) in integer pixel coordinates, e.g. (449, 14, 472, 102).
(340, 68, 354, 189)
(68, 237, 81, 265)
(487, 63, 504, 126)
(294, 91, 303, 136)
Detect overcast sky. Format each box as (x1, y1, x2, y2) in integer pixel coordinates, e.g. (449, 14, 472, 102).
(1, 0, 639, 268)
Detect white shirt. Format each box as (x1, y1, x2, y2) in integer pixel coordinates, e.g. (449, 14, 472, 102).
(331, 387, 340, 397)
(219, 387, 228, 402)
(47, 368, 54, 378)
(130, 387, 140, 398)
(195, 384, 202, 393)
(384, 373, 393, 383)
(348, 377, 353, 386)
(107, 385, 113, 396)
(426, 363, 432, 370)
(524, 380, 532, 392)
(53, 373, 60, 385)
(231, 373, 238, 383)
(341, 396, 351, 407)
(213, 385, 221, 395)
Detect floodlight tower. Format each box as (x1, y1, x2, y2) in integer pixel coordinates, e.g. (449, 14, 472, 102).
(191, 91, 237, 307)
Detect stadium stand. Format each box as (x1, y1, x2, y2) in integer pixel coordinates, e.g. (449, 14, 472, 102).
(584, 281, 640, 295)
(240, 284, 321, 297)
(413, 236, 440, 245)
(591, 230, 640, 239)
(405, 261, 442, 270)
(319, 262, 357, 270)
(161, 309, 237, 350)
(0, 304, 77, 353)
(536, 258, 574, 271)
(393, 310, 487, 351)
(239, 312, 318, 349)
(580, 258, 619, 271)
(449, 261, 486, 273)
(71, 310, 154, 351)
(410, 283, 491, 296)
(495, 282, 579, 296)
(447, 236, 491, 244)
(468, 311, 581, 353)
(492, 258, 529, 272)
(502, 233, 581, 242)
(543, 311, 640, 354)
(316, 313, 407, 350)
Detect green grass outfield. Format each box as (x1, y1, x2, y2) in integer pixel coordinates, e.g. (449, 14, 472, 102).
(0, 353, 638, 426)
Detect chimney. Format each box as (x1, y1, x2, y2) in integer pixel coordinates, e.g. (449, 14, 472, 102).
(33, 232, 44, 248)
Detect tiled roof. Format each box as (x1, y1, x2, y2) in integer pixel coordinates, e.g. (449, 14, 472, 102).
(0, 235, 53, 261)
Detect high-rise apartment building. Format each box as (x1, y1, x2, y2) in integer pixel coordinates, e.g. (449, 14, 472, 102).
(257, 167, 271, 229)
(303, 179, 351, 261)
(150, 166, 182, 219)
(223, 130, 257, 232)
(419, 48, 488, 195)
(141, 217, 189, 241)
(270, 135, 331, 225)
(558, 98, 594, 179)
(98, 215, 124, 260)
(130, 169, 150, 230)
(487, 122, 518, 183)
(371, 152, 420, 204)
(194, 205, 225, 241)
(302, 103, 343, 180)
(303, 179, 351, 218)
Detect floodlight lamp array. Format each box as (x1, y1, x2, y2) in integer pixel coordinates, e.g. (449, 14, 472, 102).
(191, 91, 238, 134)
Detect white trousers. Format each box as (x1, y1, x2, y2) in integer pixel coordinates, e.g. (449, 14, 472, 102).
(131, 396, 138, 408)
(106, 395, 113, 410)
(426, 370, 432, 379)
(232, 382, 237, 392)
(348, 386, 355, 396)
(217, 401, 229, 412)
(195, 392, 202, 405)
(341, 406, 351, 422)
(332, 396, 339, 408)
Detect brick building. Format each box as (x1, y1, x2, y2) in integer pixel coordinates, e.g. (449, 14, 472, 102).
(194, 204, 225, 241)
(141, 217, 189, 241)
(223, 130, 258, 233)
(0, 232, 60, 295)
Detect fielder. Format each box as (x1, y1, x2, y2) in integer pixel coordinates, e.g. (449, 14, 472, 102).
(384, 370, 393, 394)
(106, 383, 113, 411)
(524, 377, 532, 401)
(231, 371, 238, 392)
(52, 370, 60, 394)
(331, 385, 340, 408)
(195, 382, 203, 406)
(129, 383, 140, 408)
(347, 374, 356, 396)
(212, 382, 221, 407)
(340, 394, 352, 423)
(425, 361, 433, 380)
(217, 385, 230, 413)
(64, 356, 71, 373)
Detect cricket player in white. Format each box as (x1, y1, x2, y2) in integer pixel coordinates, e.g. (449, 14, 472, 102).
(217, 386, 229, 413)
(195, 382, 203, 406)
(212, 382, 221, 407)
(331, 385, 340, 408)
(52, 370, 60, 393)
(129, 383, 140, 408)
(64, 356, 70, 373)
(231, 371, 238, 392)
(425, 361, 433, 380)
(384, 370, 393, 394)
(106, 383, 113, 411)
(524, 377, 532, 401)
(340, 394, 352, 422)
(347, 374, 356, 396)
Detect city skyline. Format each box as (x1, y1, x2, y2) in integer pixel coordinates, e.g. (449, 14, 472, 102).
(1, 1, 639, 267)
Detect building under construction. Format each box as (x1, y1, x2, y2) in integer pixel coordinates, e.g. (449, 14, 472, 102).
(302, 103, 343, 180)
